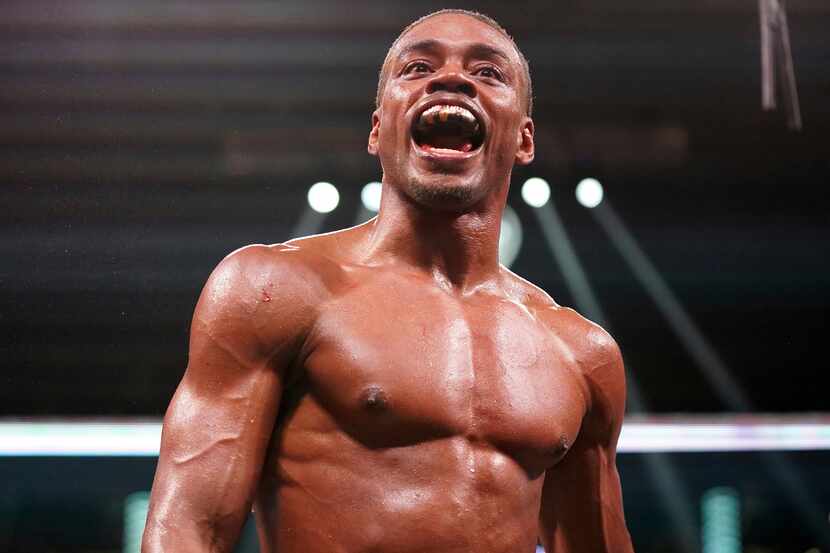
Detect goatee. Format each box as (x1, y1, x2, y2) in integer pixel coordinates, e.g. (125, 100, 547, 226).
(406, 176, 476, 210)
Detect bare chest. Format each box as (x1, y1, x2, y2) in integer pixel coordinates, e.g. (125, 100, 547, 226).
(298, 282, 588, 469)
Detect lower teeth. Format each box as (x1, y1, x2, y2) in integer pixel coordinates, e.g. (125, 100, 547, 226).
(423, 141, 473, 153)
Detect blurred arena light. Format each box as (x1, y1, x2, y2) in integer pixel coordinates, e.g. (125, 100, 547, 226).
(575, 178, 604, 208)
(701, 487, 741, 553)
(307, 181, 340, 214)
(361, 181, 382, 212)
(498, 205, 523, 268)
(3, 417, 828, 458)
(527, 184, 609, 339)
(354, 181, 382, 225)
(291, 181, 340, 238)
(123, 491, 150, 553)
(521, 177, 551, 208)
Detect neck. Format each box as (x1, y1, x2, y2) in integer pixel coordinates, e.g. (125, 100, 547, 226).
(360, 181, 507, 293)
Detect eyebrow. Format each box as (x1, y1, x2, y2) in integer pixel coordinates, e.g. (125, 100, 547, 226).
(396, 39, 442, 60)
(467, 43, 511, 64)
(396, 39, 512, 65)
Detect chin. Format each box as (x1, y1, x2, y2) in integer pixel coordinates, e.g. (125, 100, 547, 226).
(404, 173, 487, 212)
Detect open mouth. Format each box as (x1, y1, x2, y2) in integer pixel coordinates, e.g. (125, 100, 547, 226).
(411, 104, 485, 155)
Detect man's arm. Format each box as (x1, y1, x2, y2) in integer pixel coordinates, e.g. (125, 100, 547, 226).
(539, 330, 634, 553)
(142, 245, 312, 553)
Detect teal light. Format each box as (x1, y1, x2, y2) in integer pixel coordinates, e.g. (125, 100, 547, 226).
(123, 491, 150, 553)
(701, 487, 741, 553)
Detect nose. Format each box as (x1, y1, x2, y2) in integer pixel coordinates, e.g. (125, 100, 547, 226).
(425, 68, 476, 99)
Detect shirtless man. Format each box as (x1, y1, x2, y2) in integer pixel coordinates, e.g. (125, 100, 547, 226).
(143, 9, 634, 553)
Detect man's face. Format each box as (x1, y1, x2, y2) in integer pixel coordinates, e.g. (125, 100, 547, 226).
(368, 13, 534, 212)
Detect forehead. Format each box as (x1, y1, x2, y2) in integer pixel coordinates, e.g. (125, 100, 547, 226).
(393, 13, 518, 62)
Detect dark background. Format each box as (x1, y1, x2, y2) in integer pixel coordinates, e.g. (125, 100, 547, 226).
(2, 0, 828, 415)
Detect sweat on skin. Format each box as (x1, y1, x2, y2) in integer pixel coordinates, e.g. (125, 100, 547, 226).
(142, 10, 633, 553)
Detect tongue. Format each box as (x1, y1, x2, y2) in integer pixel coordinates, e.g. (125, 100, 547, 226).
(424, 135, 474, 152)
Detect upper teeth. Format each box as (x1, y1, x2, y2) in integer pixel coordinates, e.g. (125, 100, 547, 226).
(417, 104, 478, 129)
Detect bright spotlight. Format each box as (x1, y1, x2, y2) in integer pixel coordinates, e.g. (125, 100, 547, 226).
(307, 181, 339, 214)
(521, 177, 550, 208)
(498, 205, 523, 268)
(575, 178, 604, 208)
(361, 181, 382, 212)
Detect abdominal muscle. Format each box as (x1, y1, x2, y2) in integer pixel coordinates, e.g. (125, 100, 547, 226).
(252, 425, 545, 553)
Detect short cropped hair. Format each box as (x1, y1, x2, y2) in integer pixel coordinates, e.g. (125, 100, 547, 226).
(376, 9, 533, 116)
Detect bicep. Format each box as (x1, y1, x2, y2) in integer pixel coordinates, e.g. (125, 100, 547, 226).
(152, 351, 282, 528)
(539, 330, 632, 553)
(144, 250, 293, 551)
(539, 434, 629, 553)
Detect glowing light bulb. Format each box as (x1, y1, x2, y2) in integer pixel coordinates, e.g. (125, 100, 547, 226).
(521, 177, 550, 208)
(361, 181, 382, 212)
(498, 205, 523, 268)
(307, 181, 339, 213)
(575, 178, 604, 208)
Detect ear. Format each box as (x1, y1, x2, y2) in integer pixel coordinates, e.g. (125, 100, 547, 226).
(368, 110, 381, 156)
(514, 117, 534, 166)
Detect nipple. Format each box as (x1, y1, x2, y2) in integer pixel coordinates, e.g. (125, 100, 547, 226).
(361, 385, 389, 411)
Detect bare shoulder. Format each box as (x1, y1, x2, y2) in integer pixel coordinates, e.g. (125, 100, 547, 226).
(192, 241, 343, 364)
(503, 268, 621, 372)
(204, 241, 337, 311)
(200, 226, 365, 329)
(501, 268, 625, 427)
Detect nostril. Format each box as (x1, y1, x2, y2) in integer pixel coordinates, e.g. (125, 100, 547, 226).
(426, 81, 448, 95)
(426, 75, 477, 98)
(426, 82, 476, 98)
(458, 83, 476, 98)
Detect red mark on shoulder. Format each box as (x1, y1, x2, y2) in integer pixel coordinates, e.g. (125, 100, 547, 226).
(259, 281, 274, 303)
